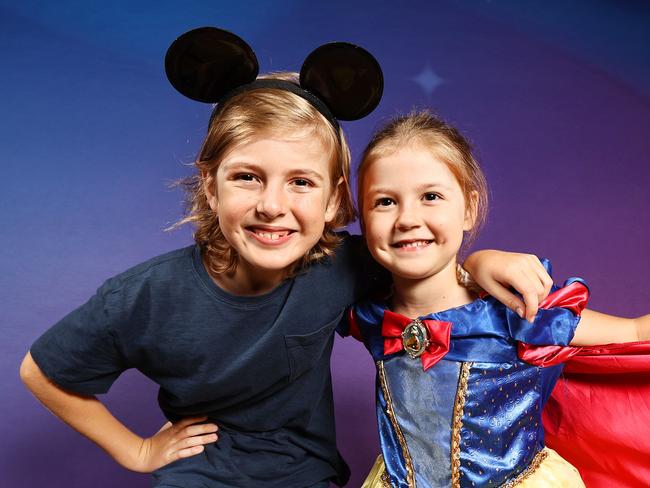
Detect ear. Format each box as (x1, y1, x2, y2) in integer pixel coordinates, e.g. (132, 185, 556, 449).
(324, 177, 345, 224)
(300, 42, 383, 121)
(203, 170, 219, 214)
(463, 190, 479, 232)
(165, 27, 259, 103)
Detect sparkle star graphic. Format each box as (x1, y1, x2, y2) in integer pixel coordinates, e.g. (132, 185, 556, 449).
(412, 64, 444, 97)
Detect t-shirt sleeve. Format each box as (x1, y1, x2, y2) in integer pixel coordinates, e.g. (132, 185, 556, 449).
(336, 307, 364, 341)
(30, 278, 130, 395)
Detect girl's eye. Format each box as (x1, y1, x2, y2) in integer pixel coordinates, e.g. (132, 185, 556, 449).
(375, 197, 395, 207)
(423, 192, 441, 201)
(292, 178, 312, 187)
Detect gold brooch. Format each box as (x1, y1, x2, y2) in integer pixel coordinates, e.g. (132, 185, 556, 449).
(401, 319, 430, 358)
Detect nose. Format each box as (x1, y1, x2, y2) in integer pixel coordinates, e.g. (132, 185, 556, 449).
(395, 205, 421, 232)
(256, 183, 287, 220)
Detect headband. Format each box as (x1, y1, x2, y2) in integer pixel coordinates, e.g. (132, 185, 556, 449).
(164, 27, 383, 131)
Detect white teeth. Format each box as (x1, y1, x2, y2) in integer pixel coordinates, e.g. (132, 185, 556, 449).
(398, 240, 430, 248)
(257, 231, 287, 240)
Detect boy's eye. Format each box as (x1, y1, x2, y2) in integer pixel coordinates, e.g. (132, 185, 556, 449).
(235, 173, 257, 182)
(423, 192, 441, 201)
(375, 197, 395, 207)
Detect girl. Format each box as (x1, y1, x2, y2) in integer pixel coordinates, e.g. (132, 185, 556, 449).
(347, 111, 650, 487)
(20, 28, 555, 488)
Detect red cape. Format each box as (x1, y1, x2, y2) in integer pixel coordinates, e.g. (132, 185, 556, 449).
(542, 342, 650, 487)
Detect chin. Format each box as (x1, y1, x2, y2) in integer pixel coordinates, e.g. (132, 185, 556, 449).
(389, 266, 433, 281)
(254, 259, 296, 272)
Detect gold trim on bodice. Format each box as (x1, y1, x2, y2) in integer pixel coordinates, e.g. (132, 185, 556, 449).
(451, 362, 472, 488)
(377, 360, 415, 487)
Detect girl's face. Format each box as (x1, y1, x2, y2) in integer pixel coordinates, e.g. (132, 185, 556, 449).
(206, 135, 340, 286)
(361, 144, 473, 281)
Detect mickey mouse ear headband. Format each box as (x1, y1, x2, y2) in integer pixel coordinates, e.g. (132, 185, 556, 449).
(165, 27, 383, 131)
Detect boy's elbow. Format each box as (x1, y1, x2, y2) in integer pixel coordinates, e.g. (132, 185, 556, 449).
(19, 352, 42, 388)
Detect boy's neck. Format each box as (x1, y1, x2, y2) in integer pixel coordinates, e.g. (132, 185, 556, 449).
(204, 256, 287, 296)
(390, 259, 475, 319)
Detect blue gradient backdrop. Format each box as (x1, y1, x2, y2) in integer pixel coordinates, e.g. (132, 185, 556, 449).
(2, 1, 649, 486)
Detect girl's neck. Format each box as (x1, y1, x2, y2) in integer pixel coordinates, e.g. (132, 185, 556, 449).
(390, 259, 476, 318)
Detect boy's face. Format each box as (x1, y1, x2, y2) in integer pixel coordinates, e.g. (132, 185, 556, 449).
(207, 135, 340, 287)
(361, 144, 472, 282)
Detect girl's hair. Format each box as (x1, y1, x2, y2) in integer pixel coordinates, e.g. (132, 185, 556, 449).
(357, 110, 488, 249)
(175, 72, 356, 276)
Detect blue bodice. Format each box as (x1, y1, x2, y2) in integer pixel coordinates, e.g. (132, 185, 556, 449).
(349, 276, 586, 488)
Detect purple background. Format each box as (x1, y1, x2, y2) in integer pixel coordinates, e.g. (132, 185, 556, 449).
(2, 1, 649, 486)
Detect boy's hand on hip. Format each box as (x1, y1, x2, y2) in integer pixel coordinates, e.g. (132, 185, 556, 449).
(130, 416, 218, 472)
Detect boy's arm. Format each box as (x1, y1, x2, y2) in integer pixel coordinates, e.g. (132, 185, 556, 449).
(570, 310, 650, 345)
(20, 352, 217, 472)
(463, 250, 553, 322)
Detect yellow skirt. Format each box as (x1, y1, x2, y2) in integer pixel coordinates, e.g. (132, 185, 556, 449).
(361, 447, 585, 487)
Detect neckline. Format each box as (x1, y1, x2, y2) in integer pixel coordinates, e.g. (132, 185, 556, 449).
(191, 245, 293, 308)
(379, 294, 489, 321)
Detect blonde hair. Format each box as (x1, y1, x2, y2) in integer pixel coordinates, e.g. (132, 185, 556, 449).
(175, 72, 355, 276)
(357, 110, 488, 249)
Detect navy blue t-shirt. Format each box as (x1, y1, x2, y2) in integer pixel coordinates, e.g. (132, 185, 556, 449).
(31, 235, 375, 487)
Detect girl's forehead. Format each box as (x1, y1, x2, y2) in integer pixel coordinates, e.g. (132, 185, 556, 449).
(367, 146, 456, 182)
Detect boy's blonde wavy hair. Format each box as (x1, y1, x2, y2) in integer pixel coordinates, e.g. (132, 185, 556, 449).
(174, 72, 356, 277)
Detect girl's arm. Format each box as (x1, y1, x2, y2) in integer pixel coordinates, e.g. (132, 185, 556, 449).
(570, 310, 650, 346)
(19, 352, 218, 472)
(463, 251, 553, 322)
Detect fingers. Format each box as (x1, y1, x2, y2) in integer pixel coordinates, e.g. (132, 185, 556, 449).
(172, 417, 219, 443)
(502, 255, 552, 322)
(182, 422, 219, 438)
(155, 416, 208, 437)
(519, 255, 553, 322)
(485, 283, 526, 319)
(532, 256, 553, 298)
(173, 416, 209, 429)
(162, 419, 219, 464)
(520, 287, 540, 323)
(167, 424, 218, 463)
(176, 444, 206, 459)
(461, 250, 554, 323)
(140, 417, 219, 472)
(509, 267, 541, 322)
(173, 432, 219, 459)
(487, 279, 540, 323)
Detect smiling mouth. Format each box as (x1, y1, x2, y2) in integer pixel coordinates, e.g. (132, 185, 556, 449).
(391, 239, 433, 249)
(247, 227, 295, 243)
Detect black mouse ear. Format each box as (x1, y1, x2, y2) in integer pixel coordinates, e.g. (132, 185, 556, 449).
(300, 42, 383, 121)
(165, 27, 259, 103)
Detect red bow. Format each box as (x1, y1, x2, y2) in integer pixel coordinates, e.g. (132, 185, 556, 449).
(382, 310, 452, 371)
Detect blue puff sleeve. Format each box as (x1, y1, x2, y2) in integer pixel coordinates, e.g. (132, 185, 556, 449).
(506, 259, 589, 346)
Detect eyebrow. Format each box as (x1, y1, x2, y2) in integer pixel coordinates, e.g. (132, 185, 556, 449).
(285, 168, 325, 181)
(221, 161, 325, 181)
(220, 161, 264, 173)
(415, 182, 454, 192)
(367, 182, 453, 194)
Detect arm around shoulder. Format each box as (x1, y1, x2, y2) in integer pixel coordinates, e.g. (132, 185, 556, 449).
(463, 250, 553, 322)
